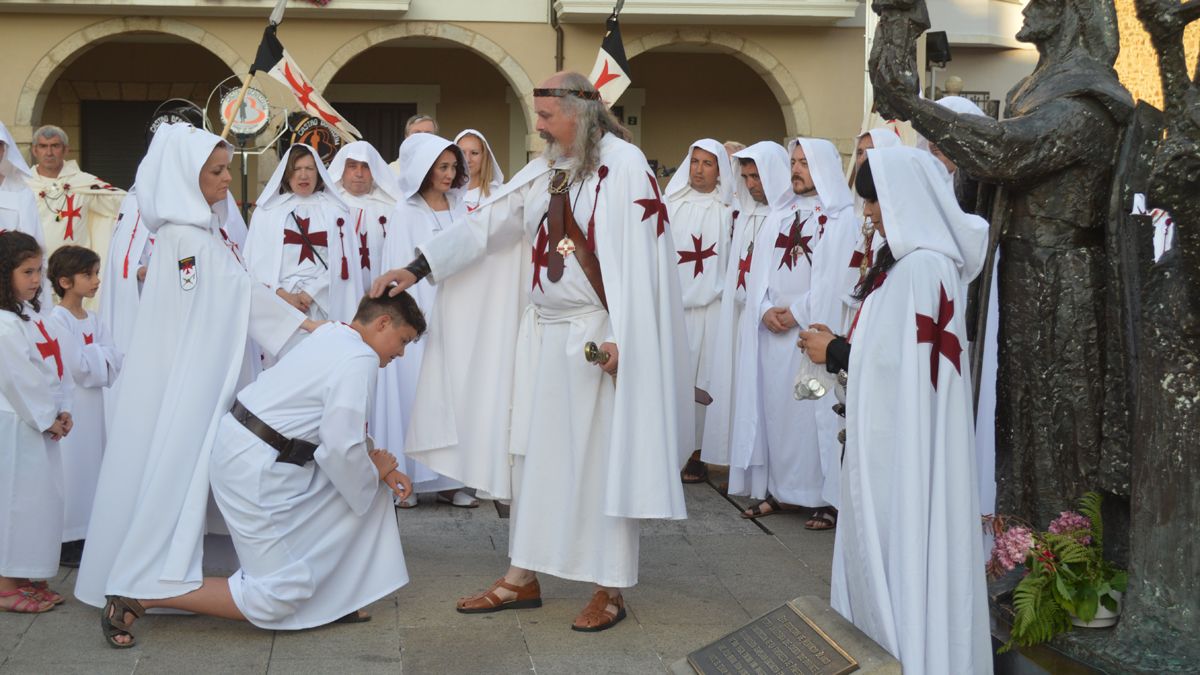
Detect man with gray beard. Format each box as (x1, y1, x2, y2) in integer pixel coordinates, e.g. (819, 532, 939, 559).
(370, 72, 691, 632)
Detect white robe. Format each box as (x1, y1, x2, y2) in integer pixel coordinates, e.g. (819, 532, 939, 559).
(666, 188, 732, 445)
(74, 213, 305, 606)
(25, 161, 124, 303)
(727, 195, 824, 506)
(0, 306, 69, 578)
(99, 194, 152, 358)
(337, 189, 394, 289)
(244, 191, 360, 362)
(831, 146, 992, 675)
(47, 307, 120, 542)
(211, 323, 407, 629)
(407, 134, 691, 586)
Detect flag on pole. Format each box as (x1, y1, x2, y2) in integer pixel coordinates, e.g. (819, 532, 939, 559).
(588, 11, 631, 107)
(251, 23, 361, 141)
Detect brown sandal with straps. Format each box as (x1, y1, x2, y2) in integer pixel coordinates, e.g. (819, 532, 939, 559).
(456, 577, 542, 614)
(101, 595, 145, 649)
(571, 590, 626, 632)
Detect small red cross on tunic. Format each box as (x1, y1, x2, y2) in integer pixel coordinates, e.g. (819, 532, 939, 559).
(633, 173, 669, 237)
(736, 246, 754, 291)
(59, 195, 82, 241)
(358, 232, 370, 270)
(83, 333, 94, 345)
(34, 321, 63, 379)
(283, 217, 328, 264)
(915, 283, 963, 390)
(531, 220, 550, 292)
(677, 234, 717, 277)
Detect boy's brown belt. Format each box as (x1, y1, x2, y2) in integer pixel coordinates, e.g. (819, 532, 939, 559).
(230, 399, 317, 467)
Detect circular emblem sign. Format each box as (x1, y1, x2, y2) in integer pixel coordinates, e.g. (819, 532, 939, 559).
(285, 113, 343, 165)
(220, 87, 271, 137)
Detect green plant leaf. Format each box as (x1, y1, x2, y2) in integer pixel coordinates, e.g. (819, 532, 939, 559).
(1076, 588, 1099, 623)
(1054, 574, 1076, 614)
(1078, 491, 1104, 549)
(1100, 593, 1118, 613)
(1110, 570, 1128, 592)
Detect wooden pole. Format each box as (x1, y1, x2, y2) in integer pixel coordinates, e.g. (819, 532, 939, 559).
(219, 73, 255, 140)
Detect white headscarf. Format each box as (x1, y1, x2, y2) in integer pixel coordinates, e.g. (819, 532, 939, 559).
(396, 133, 467, 203)
(0, 121, 32, 183)
(664, 138, 735, 206)
(860, 127, 903, 153)
(868, 146, 988, 283)
(134, 123, 229, 233)
(730, 141, 792, 213)
(257, 144, 350, 212)
(786, 137, 854, 214)
(453, 129, 505, 187)
(327, 140, 403, 203)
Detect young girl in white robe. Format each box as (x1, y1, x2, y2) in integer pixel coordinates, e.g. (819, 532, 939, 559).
(0, 231, 72, 613)
(244, 144, 360, 364)
(47, 245, 122, 566)
(378, 134, 475, 507)
(455, 129, 505, 212)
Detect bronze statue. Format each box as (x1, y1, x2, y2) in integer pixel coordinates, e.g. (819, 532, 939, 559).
(871, 0, 1134, 529)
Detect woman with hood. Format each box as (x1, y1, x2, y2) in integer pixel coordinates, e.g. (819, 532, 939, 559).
(244, 144, 359, 364)
(801, 147, 992, 674)
(454, 129, 505, 212)
(377, 133, 476, 508)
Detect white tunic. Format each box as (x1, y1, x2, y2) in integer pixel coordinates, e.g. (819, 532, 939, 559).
(727, 195, 823, 505)
(47, 307, 120, 541)
(211, 323, 407, 629)
(99, 194, 152, 358)
(667, 187, 732, 445)
(0, 306, 69, 578)
(338, 189, 394, 289)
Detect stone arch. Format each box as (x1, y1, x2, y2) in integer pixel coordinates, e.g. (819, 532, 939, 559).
(13, 17, 248, 144)
(313, 22, 537, 151)
(624, 29, 810, 139)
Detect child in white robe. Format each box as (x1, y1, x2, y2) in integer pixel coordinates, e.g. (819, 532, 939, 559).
(47, 245, 122, 567)
(98, 291, 421, 645)
(0, 231, 73, 613)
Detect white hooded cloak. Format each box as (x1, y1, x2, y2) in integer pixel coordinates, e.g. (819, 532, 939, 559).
(830, 147, 992, 674)
(327, 141, 402, 289)
(454, 129, 506, 212)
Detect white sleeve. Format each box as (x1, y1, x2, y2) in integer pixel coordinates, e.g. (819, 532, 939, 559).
(312, 356, 380, 516)
(0, 320, 59, 432)
(419, 185, 528, 283)
(247, 282, 306, 358)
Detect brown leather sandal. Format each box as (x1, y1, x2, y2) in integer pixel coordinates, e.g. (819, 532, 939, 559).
(571, 590, 626, 632)
(681, 451, 709, 484)
(101, 595, 145, 649)
(456, 577, 542, 614)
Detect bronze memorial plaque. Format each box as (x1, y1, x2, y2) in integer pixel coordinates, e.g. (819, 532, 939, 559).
(686, 601, 858, 675)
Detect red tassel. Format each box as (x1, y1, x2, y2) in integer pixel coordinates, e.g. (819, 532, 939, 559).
(341, 256, 349, 280)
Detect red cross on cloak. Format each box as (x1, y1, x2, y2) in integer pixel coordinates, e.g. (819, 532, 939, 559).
(531, 220, 550, 292)
(633, 173, 669, 236)
(283, 217, 328, 265)
(915, 283, 963, 390)
(83, 333, 94, 345)
(736, 247, 753, 291)
(775, 215, 813, 270)
(358, 232, 370, 270)
(59, 194, 82, 241)
(281, 62, 344, 127)
(677, 234, 717, 277)
(594, 60, 621, 90)
(34, 321, 63, 379)
(848, 248, 871, 270)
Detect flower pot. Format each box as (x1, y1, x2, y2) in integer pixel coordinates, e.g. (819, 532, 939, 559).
(1071, 591, 1122, 628)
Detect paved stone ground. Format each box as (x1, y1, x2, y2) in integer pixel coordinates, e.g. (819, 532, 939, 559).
(0, 475, 837, 674)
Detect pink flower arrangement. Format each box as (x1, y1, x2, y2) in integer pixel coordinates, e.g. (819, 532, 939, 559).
(1048, 510, 1093, 545)
(990, 525, 1035, 574)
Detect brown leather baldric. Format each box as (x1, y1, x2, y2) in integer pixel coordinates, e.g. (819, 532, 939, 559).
(545, 170, 608, 310)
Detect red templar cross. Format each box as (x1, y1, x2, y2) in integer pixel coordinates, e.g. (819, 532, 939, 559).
(282, 62, 343, 127)
(358, 232, 370, 270)
(736, 247, 753, 291)
(915, 283, 963, 390)
(634, 173, 669, 237)
(34, 321, 63, 379)
(59, 195, 82, 241)
(283, 217, 328, 265)
(775, 216, 812, 270)
(677, 235, 717, 277)
(594, 60, 621, 90)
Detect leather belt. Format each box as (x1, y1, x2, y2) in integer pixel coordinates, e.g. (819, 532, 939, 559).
(230, 400, 317, 467)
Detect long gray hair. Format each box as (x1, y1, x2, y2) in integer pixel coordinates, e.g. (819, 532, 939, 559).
(541, 72, 630, 178)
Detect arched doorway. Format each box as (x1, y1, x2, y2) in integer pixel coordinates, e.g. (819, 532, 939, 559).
(619, 30, 807, 181)
(315, 23, 536, 177)
(17, 18, 245, 190)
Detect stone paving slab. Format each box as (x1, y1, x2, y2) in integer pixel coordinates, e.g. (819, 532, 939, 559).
(0, 482, 837, 674)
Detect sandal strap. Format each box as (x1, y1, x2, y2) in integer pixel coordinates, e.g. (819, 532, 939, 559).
(0, 589, 45, 612)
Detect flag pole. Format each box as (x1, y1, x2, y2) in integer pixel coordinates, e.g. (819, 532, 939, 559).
(219, 73, 256, 140)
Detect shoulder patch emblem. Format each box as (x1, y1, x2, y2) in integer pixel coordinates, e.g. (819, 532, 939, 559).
(178, 256, 197, 290)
